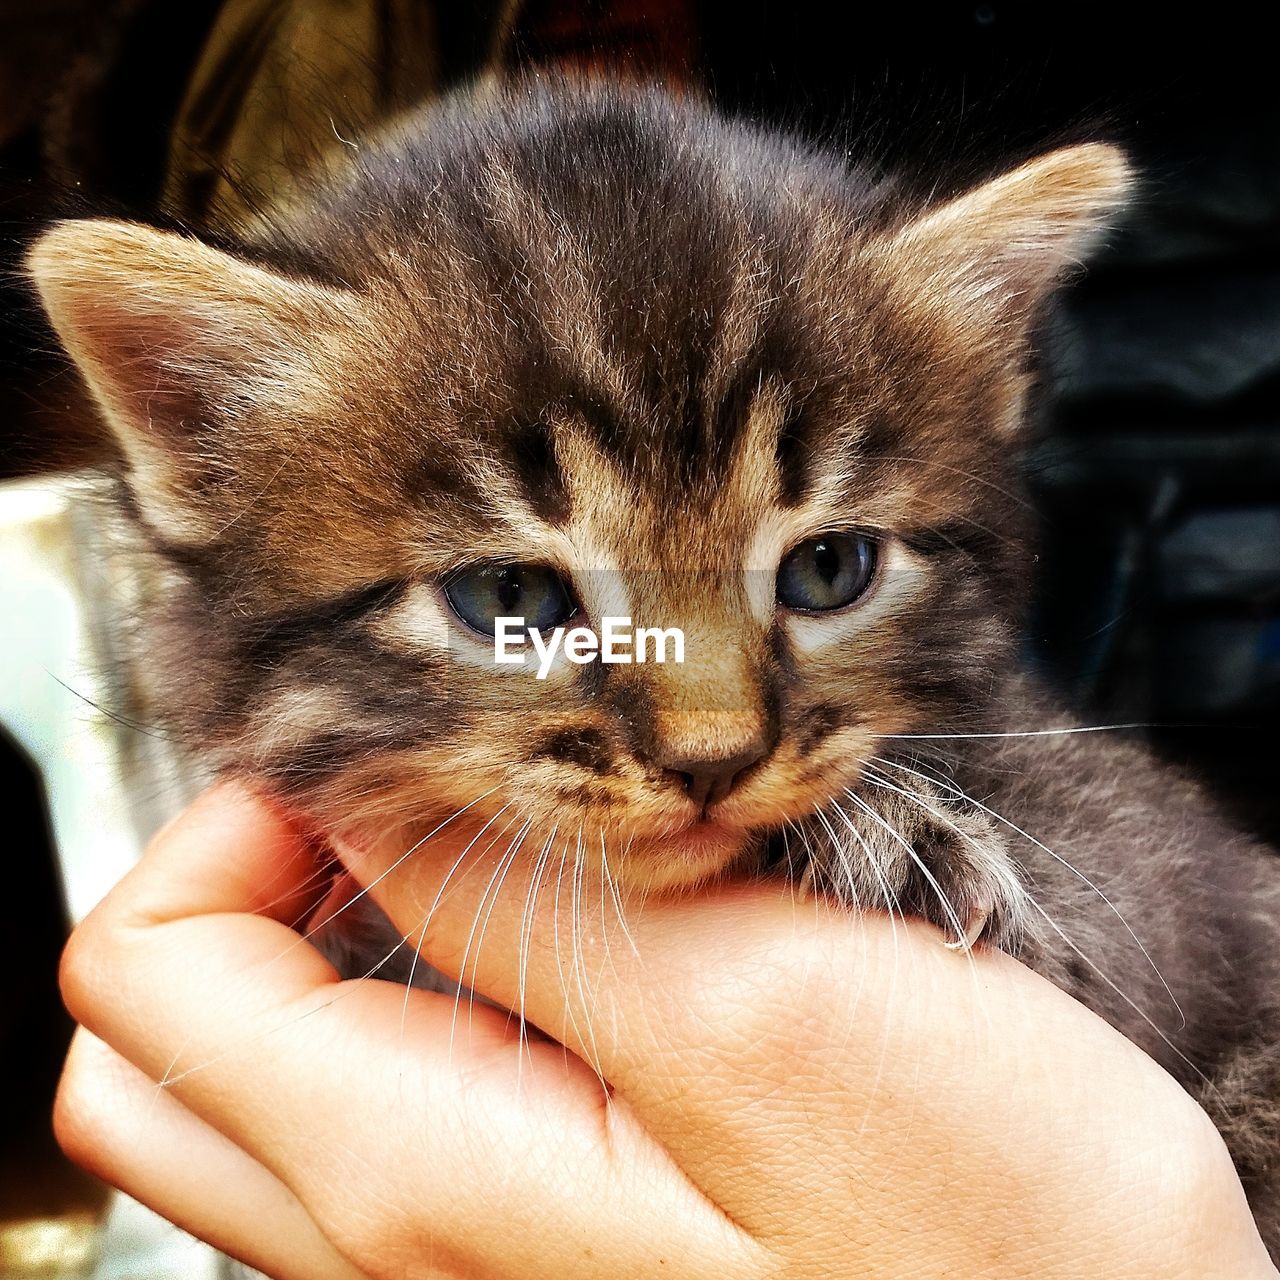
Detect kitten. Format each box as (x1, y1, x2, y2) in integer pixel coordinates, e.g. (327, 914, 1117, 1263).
(27, 82, 1280, 1253)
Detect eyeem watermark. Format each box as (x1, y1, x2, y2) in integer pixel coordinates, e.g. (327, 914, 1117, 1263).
(495, 616, 685, 679)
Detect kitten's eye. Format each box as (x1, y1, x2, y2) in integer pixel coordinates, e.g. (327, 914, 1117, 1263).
(777, 532, 878, 612)
(444, 563, 577, 635)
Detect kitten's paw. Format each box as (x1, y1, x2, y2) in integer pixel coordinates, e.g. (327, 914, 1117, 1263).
(799, 777, 1028, 953)
(903, 798, 1026, 952)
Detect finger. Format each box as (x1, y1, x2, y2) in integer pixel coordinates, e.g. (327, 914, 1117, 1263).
(56, 1030, 369, 1280)
(94, 779, 336, 929)
(64, 783, 761, 1280)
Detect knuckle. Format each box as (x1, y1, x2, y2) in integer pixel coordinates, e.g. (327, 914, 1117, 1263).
(52, 1050, 111, 1177)
(318, 1197, 438, 1280)
(57, 919, 105, 1022)
(58, 902, 145, 1028)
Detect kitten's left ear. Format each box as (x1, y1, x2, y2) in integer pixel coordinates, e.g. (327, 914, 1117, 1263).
(877, 142, 1133, 325)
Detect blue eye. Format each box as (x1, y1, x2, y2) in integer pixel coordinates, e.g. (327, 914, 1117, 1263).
(444, 563, 577, 636)
(777, 533, 878, 612)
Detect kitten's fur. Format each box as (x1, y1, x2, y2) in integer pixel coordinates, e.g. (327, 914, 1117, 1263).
(28, 83, 1280, 1251)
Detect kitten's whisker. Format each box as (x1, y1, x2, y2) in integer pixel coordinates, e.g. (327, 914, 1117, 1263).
(843, 785, 987, 1002)
(154, 899, 434, 1094)
(516, 826, 558, 1087)
(596, 830, 617, 985)
(593, 829, 630, 990)
(810, 805, 863, 913)
(569, 828, 608, 1089)
(1020, 892, 1219, 1101)
(778, 821, 796, 880)
(304, 786, 503, 952)
(857, 763, 1008, 946)
(550, 838, 591, 1072)
(822, 797, 915, 1019)
(820, 798, 917, 1141)
(825, 799, 888, 900)
(598, 829, 639, 959)
(447, 812, 526, 1062)
(826, 797, 903, 950)
(873, 755, 1187, 1030)
(463, 815, 534, 1034)
(874, 452, 1034, 509)
(835, 781, 972, 954)
(877, 723, 1155, 741)
(773, 821, 804, 913)
(843, 778, 998, 1029)
(400, 799, 513, 1056)
(258, 858, 343, 930)
(47, 671, 174, 740)
(789, 817, 820, 898)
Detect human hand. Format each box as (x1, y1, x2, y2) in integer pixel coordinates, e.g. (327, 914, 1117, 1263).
(56, 782, 1277, 1278)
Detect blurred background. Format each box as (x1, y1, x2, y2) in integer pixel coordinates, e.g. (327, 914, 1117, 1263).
(1, 2, 1278, 1275)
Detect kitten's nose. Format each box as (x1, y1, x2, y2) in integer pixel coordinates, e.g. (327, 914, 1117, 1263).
(659, 740, 769, 809)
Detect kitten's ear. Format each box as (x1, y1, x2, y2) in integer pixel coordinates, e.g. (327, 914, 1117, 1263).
(878, 143, 1132, 325)
(26, 219, 358, 540)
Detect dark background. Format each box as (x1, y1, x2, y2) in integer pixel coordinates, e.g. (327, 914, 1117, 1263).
(2, 0, 1277, 1227)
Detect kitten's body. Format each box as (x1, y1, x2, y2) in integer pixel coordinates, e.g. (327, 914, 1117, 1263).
(29, 82, 1280, 1253)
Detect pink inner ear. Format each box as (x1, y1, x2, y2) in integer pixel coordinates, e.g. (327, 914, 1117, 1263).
(61, 296, 206, 435)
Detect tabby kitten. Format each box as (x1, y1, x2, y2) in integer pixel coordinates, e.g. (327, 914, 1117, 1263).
(27, 82, 1280, 1252)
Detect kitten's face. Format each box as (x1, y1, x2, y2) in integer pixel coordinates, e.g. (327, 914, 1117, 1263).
(29, 88, 1128, 892)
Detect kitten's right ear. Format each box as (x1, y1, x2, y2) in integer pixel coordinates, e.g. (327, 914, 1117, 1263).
(26, 219, 359, 541)
(874, 143, 1133, 331)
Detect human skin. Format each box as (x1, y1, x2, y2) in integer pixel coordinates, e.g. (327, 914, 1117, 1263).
(55, 782, 1277, 1279)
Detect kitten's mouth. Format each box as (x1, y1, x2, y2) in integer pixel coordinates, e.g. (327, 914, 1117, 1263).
(672, 816, 737, 851)
(616, 816, 750, 892)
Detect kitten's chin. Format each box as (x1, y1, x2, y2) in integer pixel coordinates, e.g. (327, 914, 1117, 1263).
(617, 821, 749, 895)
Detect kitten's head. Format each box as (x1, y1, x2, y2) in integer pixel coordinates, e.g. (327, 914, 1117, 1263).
(28, 85, 1129, 892)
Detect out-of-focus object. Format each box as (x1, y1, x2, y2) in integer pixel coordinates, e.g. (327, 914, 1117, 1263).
(0, 1212, 98, 1278)
(0, 474, 212, 1278)
(0, 476, 191, 919)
